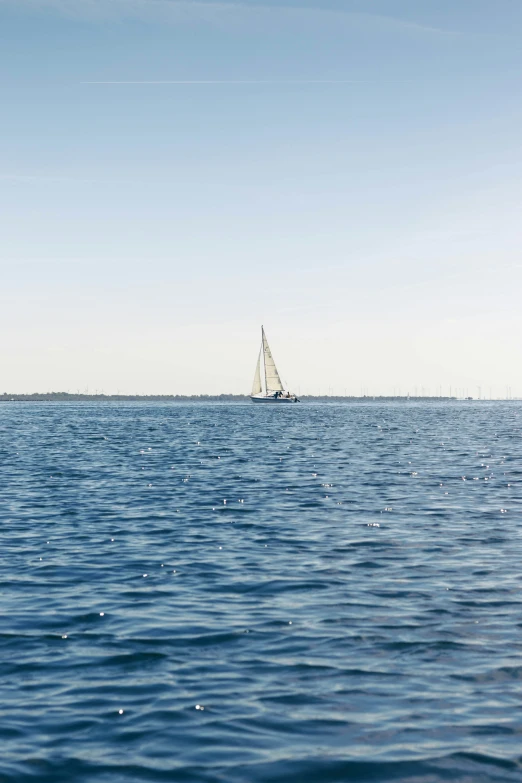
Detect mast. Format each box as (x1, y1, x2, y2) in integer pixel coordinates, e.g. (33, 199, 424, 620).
(262, 326, 267, 394)
(262, 326, 283, 393)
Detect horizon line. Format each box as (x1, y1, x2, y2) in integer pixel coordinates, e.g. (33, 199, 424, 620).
(0, 393, 515, 402)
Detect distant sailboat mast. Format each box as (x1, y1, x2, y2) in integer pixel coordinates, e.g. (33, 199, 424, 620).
(262, 326, 283, 394)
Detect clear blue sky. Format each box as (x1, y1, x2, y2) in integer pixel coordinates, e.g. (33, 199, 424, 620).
(1, 0, 521, 396)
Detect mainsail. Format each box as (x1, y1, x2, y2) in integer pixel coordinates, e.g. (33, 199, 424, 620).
(251, 349, 262, 396)
(262, 327, 283, 392)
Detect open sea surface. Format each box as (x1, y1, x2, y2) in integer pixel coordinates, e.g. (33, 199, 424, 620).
(1, 401, 522, 783)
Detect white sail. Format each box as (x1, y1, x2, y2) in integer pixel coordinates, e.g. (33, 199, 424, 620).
(251, 349, 262, 395)
(262, 327, 283, 392)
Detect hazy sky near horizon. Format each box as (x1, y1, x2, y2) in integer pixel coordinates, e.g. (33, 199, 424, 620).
(1, 0, 522, 395)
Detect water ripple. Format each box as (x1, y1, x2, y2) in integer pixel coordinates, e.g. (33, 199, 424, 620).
(1, 401, 521, 782)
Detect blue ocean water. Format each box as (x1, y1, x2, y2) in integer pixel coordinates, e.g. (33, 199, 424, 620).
(1, 401, 521, 783)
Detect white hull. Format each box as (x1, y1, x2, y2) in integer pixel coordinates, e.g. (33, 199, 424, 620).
(250, 395, 299, 403)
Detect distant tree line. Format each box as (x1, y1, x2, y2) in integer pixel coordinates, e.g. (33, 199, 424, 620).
(0, 392, 463, 402)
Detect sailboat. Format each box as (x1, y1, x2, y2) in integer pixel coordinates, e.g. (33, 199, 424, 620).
(250, 326, 299, 403)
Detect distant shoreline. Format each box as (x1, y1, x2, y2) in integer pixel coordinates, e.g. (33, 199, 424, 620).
(0, 393, 509, 403)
